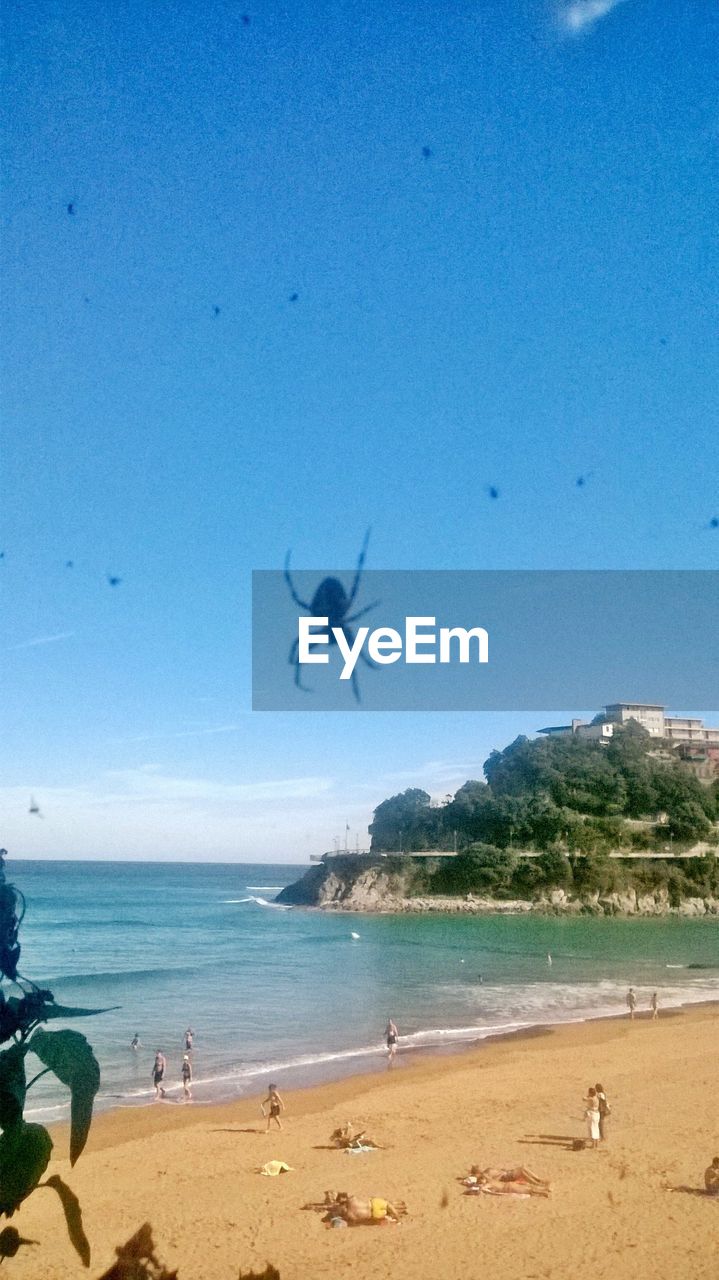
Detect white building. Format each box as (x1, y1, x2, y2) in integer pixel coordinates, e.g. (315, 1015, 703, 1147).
(539, 703, 719, 746)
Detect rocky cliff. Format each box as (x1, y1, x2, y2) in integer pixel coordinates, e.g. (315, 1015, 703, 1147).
(277, 857, 719, 917)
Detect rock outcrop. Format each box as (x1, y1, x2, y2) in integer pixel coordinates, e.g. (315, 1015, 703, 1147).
(277, 858, 719, 917)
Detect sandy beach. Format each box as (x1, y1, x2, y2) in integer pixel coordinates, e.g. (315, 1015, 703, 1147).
(11, 1004, 718, 1280)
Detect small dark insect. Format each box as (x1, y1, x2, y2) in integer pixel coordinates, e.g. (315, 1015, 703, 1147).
(213, 305, 221, 316)
(0, 551, 4, 559)
(284, 529, 379, 703)
(421, 146, 433, 158)
(289, 292, 299, 302)
(709, 517, 719, 529)
(107, 574, 122, 587)
(83, 295, 90, 303)
(659, 337, 667, 346)
(576, 471, 593, 488)
(65, 560, 74, 568)
(241, 13, 251, 24)
(487, 485, 499, 500)
(67, 202, 76, 215)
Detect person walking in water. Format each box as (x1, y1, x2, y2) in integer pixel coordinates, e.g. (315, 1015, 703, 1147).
(650, 992, 659, 1020)
(130, 1033, 141, 1052)
(152, 1049, 167, 1099)
(261, 1083, 284, 1132)
(181, 1054, 193, 1100)
(184, 1027, 194, 1052)
(626, 988, 636, 1020)
(385, 1018, 399, 1061)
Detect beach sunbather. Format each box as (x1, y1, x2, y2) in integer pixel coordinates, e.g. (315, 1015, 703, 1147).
(330, 1121, 383, 1150)
(323, 1192, 405, 1225)
(464, 1166, 550, 1197)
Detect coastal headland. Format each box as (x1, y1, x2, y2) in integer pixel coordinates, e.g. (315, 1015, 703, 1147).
(11, 1003, 718, 1280)
(277, 854, 719, 916)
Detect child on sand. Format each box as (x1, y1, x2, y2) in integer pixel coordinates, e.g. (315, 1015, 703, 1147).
(261, 1083, 284, 1132)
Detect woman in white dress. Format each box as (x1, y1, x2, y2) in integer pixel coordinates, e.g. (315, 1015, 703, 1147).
(585, 1087, 600, 1149)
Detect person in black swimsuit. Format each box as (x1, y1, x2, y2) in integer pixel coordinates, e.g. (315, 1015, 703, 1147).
(261, 1083, 284, 1132)
(152, 1049, 167, 1099)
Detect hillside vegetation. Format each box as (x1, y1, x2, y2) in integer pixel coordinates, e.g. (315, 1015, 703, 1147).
(366, 725, 719, 903)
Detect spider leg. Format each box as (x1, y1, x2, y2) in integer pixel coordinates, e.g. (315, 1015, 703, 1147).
(284, 549, 311, 611)
(345, 598, 380, 624)
(359, 647, 380, 670)
(346, 527, 371, 608)
(289, 636, 312, 693)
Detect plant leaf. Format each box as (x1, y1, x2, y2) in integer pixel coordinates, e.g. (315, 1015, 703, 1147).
(29, 1030, 100, 1165)
(41, 1002, 118, 1021)
(0, 1121, 53, 1215)
(43, 1175, 91, 1267)
(0, 1044, 26, 1130)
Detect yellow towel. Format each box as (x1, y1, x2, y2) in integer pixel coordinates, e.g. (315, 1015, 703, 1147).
(259, 1160, 293, 1177)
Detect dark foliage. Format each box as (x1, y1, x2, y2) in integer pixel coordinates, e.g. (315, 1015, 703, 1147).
(0, 849, 108, 1265)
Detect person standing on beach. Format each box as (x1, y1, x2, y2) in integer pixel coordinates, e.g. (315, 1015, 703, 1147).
(261, 1083, 284, 1132)
(626, 988, 636, 1020)
(152, 1049, 167, 1099)
(650, 992, 658, 1020)
(595, 1082, 610, 1141)
(385, 1018, 399, 1061)
(705, 1157, 719, 1196)
(184, 1027, 194, 1052)
(585, 1087, 600, 1149)
(181, 1054, 193, 1100)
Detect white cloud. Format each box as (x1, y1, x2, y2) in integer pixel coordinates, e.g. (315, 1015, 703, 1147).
(559, 0, 630, 35)
(7, 631, 75, 651)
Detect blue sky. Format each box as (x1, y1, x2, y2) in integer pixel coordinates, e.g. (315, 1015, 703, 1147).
(2, 0, 717, 860)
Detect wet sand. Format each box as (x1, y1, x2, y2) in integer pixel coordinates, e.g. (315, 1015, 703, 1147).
(11, 1003, 718, 1279)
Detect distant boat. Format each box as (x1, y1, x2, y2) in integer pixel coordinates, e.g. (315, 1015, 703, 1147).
(351, 931, 360, 940)
(28, 795, 43, 818)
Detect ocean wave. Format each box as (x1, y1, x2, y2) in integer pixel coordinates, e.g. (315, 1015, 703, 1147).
(222, 896, 291, 910)
(43, 965, 189, 985)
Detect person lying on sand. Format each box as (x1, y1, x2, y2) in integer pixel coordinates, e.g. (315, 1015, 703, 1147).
(462, 1165, 551, 1197)
(321, 1192, 406, 1225)
(329, 1122, 383, 1150)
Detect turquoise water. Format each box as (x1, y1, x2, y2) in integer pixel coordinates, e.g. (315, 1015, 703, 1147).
(7, 859, 718, 1122)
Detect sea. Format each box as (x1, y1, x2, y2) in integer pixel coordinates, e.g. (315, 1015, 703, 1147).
(7, 859, 718, 1124)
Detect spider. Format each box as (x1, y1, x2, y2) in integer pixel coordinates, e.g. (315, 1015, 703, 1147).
(283, 529, 380, 703)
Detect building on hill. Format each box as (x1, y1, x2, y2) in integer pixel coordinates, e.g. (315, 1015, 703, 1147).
(539, 703, 719, 746)
(538, 702, 719, 780)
